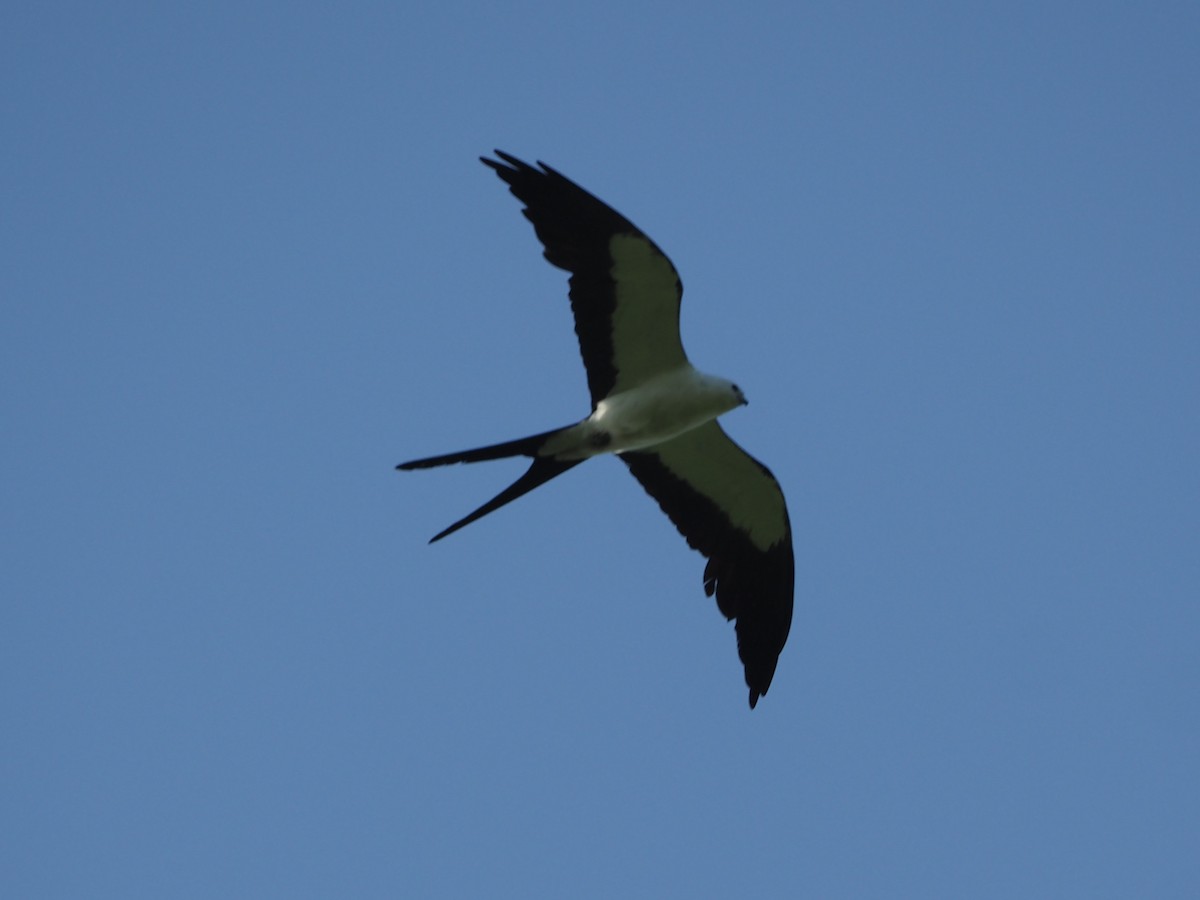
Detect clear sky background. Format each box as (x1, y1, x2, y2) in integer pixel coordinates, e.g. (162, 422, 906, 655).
(4, 2, 1198, 897)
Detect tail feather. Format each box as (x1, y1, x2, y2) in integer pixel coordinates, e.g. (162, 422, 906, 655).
(397, 426, 581, 542)
(396, 427, 564, 470)
(426, 457, 582, 543)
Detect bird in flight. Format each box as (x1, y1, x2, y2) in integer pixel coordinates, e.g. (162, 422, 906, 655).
(398, 151, 793, 707)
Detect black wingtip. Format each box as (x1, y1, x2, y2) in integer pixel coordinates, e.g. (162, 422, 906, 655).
(749, 690, 760, 709)
(482, 150, 559, 181)
(482, 149, 523, 171)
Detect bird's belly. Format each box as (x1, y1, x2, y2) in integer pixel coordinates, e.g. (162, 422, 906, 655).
(586, 380, 723, 453)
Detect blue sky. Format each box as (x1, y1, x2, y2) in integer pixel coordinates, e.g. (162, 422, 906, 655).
(4, 2, 1198, 897)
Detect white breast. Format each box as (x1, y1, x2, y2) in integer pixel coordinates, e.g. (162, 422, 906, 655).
(585, 365, 742, 454)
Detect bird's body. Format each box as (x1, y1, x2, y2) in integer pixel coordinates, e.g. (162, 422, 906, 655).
(547, 367, 746, 459)
(399, 152, 794, 707)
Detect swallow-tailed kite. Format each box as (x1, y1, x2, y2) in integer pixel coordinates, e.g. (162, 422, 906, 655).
(398, 151, 793, 707)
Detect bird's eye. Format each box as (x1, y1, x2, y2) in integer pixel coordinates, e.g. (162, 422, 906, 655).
(732, 384, 741, 394)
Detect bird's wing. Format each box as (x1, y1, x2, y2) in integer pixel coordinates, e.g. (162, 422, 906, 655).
(483, 151, 687, 406)
(620, 422, 793, 707)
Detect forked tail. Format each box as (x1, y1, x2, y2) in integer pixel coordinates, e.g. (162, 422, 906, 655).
(397, 427, 582, 543)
